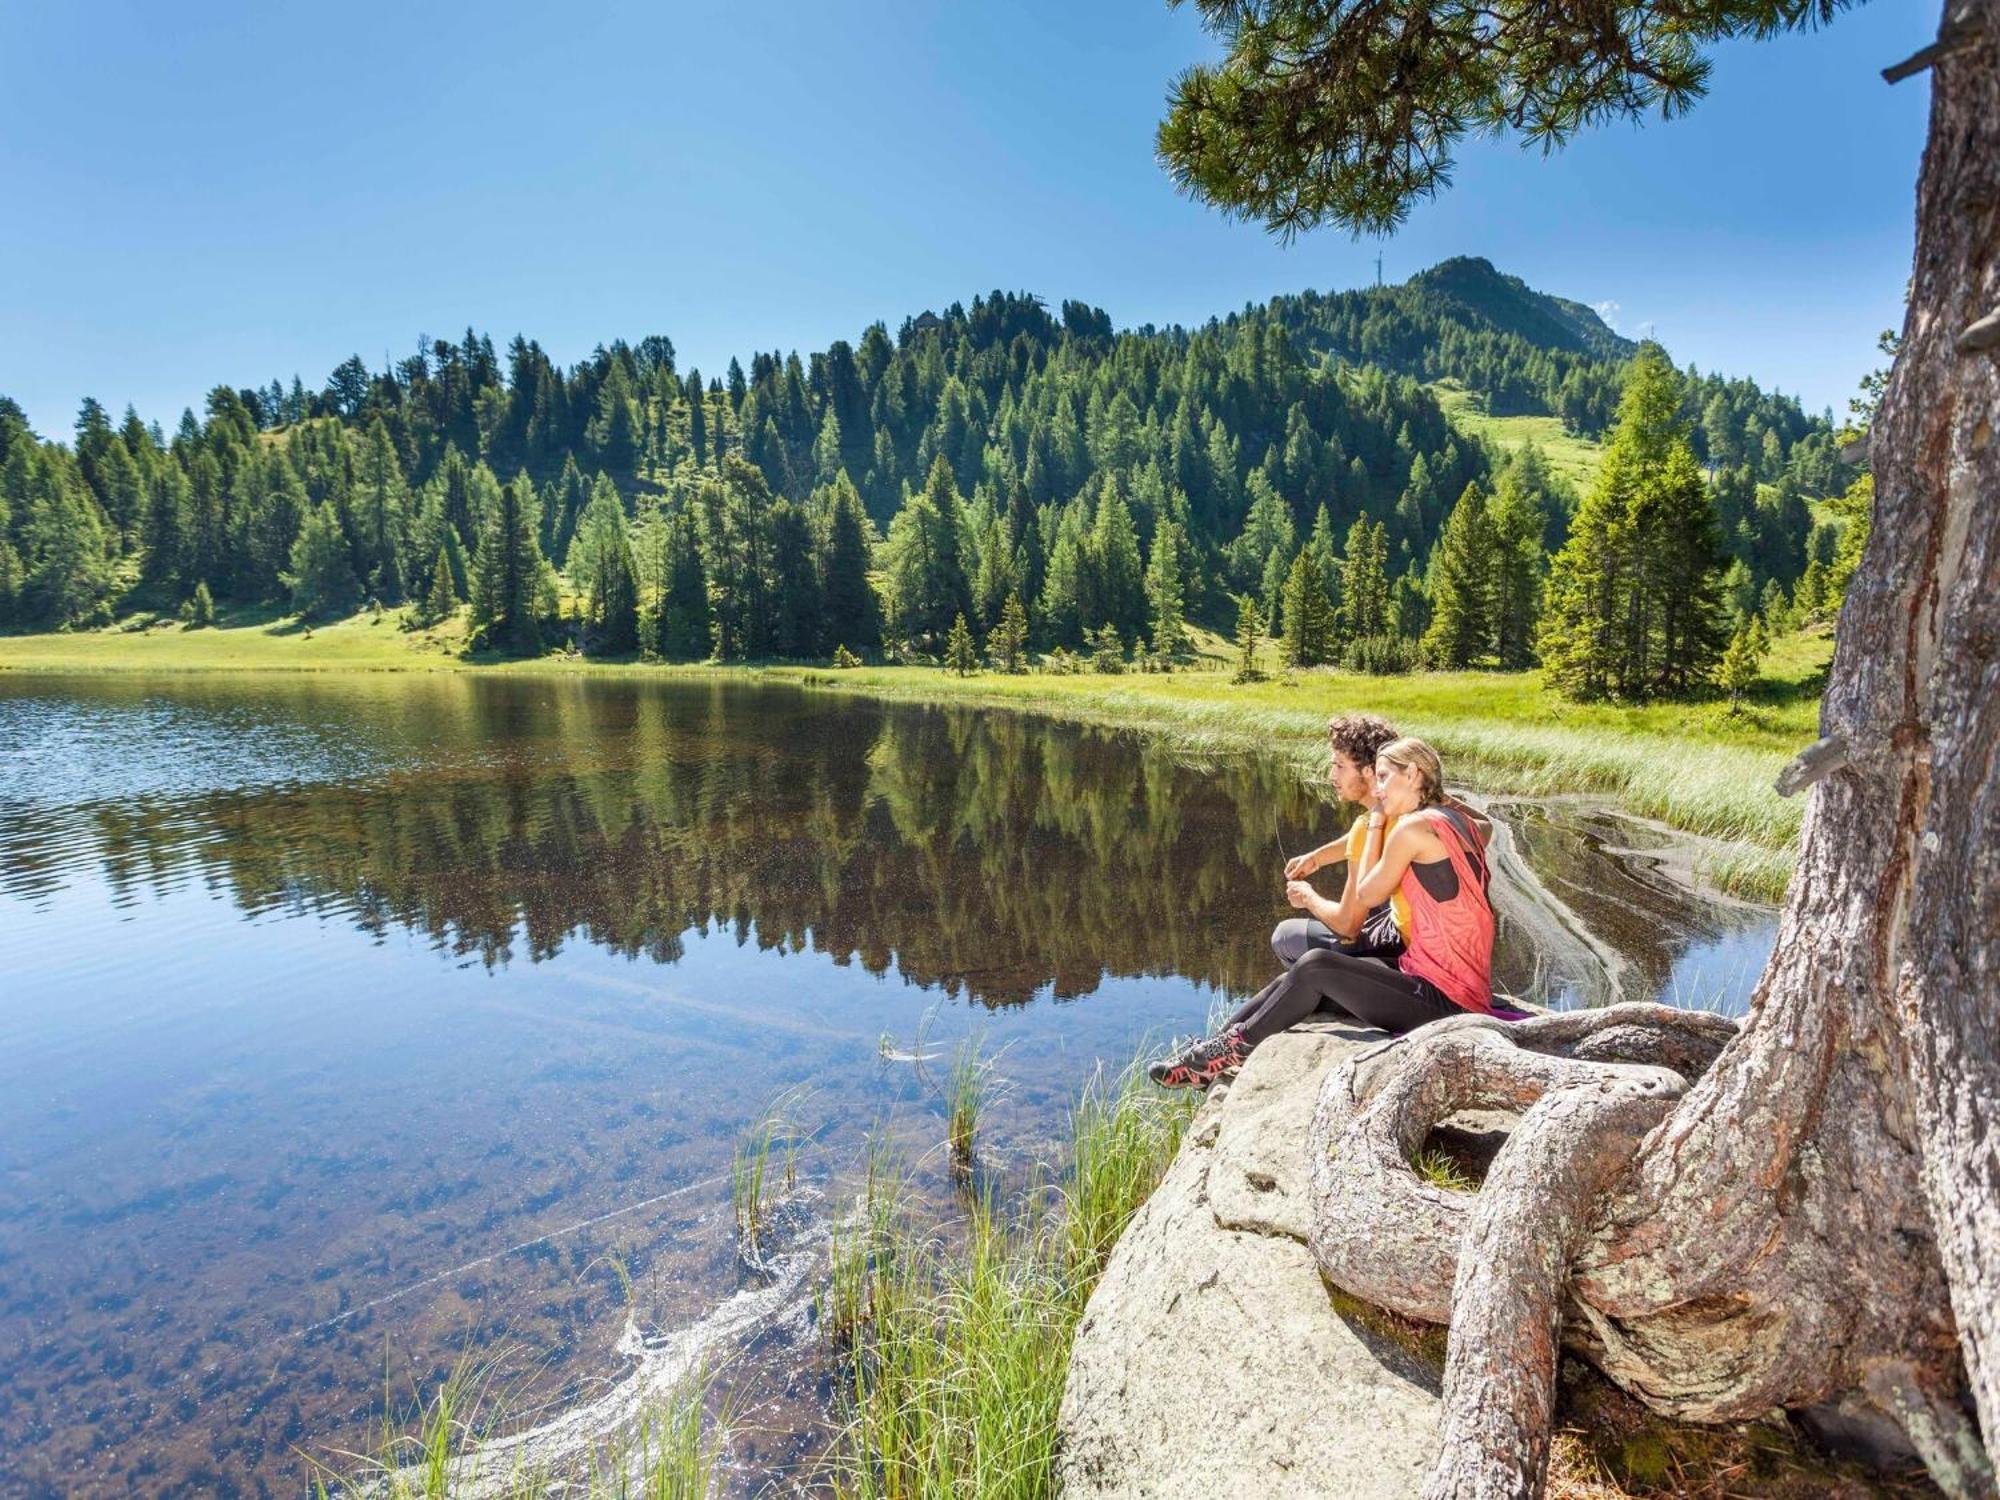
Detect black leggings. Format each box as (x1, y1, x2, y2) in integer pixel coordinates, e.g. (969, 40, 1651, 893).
(1226, 948, 1461, 1045)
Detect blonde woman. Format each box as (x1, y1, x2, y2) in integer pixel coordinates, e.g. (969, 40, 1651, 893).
(1151, 737, 1500, 1089)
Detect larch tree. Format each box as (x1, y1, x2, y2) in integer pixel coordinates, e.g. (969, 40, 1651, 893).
(1145, 516, 1190, 655)
(1160, 1, 2000, 1496)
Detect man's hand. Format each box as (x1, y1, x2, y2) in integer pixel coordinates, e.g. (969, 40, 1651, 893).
(1284, 879, 1318, 911)
(1283, 853, 1317, 880)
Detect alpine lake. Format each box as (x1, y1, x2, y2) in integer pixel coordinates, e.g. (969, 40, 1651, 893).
(0, 673, 1780, 1498)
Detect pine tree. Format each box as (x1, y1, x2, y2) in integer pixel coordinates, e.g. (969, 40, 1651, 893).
(945, 612, 979, 676)
(1420, 482, 1498, 668)
(990, 591, 1029, 672)
(470, 479, 546, 655)
(283, 500, 360, 620)
(188, 578, 216, 627)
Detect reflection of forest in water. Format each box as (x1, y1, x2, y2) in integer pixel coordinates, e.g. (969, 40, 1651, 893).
(2, 675, 1334, 1005)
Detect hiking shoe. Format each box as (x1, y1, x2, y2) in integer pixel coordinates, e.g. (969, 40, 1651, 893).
(1147, 1027, 1249, 1089)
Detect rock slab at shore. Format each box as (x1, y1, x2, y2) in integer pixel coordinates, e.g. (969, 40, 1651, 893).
(1058, 1021, 1443, 1500)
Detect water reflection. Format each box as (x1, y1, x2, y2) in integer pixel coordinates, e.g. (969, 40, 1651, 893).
(0, 674, 1776, 1496)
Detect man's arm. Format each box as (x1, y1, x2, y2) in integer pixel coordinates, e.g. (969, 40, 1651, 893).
(1284, 836, 1350, 881)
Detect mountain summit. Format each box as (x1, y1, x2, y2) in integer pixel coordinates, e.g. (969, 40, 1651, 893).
(1405, 256, 1633, 360)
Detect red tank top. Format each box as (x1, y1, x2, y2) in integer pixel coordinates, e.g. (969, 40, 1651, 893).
(1396, 807, 1495, 1014)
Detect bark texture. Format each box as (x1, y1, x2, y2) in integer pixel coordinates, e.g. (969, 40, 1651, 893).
(1307, 9, 2000, 1494)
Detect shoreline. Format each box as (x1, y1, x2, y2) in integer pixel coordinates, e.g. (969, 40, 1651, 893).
(0, 616, 1823, 902)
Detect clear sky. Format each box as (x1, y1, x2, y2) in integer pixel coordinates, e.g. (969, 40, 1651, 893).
(0, 0, 1935, 439)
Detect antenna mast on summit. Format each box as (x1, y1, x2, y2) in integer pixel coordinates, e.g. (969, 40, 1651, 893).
(1375, 254, 1383, 287)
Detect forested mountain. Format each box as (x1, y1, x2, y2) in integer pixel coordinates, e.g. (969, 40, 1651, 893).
(0, 259, 1857, 689)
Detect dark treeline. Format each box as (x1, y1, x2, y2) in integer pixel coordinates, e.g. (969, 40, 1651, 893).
(0, 260, 1854, 694)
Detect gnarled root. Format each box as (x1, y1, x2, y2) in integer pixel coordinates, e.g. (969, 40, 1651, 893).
(1307, 1004, 1732, 1322)
(1306, 1002, 1996, 1500)
(1424, 1076, 1683, 1500)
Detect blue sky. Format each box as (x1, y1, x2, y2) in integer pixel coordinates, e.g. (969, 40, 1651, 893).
(0, 0, 1934, 438)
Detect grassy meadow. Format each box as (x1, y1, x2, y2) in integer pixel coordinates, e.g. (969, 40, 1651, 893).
(1430, 380, 1606, 496)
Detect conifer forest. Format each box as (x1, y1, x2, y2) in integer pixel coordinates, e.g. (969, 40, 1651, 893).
(0, 257, 1866, 702)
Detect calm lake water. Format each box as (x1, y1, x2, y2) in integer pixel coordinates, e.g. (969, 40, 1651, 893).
(0, 674, 1778, 1498)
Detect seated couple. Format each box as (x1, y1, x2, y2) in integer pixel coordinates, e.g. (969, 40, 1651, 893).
(1149, 714, 1512, 1090)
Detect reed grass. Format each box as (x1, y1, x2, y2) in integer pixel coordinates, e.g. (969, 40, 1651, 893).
(945, 1035, 990, 1168)
(731, 1088, 807, 1258)
(822, 1055, 1197, 1500)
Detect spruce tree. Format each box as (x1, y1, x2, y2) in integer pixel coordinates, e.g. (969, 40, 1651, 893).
(470, 479, 546, 656)
(657, 509, 712, 660)
(1090, 476, 1146, 642)
(1489, 469, 1545, 670)
(591, 531, 641, 655)
(820, 477, 881, 655)
(768, 499, 823, 657)
(1339, 517, 1389, 640)
(1420, 482, 1497, 669)
(1279, 548, 1335, 667)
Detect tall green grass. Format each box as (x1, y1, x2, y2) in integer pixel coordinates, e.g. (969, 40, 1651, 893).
(822, 1056, 1197, 1500)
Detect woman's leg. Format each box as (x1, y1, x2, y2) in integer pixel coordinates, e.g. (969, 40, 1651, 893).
(1235, 948, 1459, 1044)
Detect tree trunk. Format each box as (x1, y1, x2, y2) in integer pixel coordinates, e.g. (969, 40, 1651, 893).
(1307, 7, 2000, 1493)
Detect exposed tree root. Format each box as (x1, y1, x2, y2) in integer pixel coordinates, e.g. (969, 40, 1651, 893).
(1307, 1003, 1995, 1500)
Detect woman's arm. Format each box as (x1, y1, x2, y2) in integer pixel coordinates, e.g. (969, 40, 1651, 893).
(1352, 821, 1428, 910)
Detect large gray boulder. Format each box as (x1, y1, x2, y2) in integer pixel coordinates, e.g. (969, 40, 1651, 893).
(1058, 1021, 1444, 1499)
